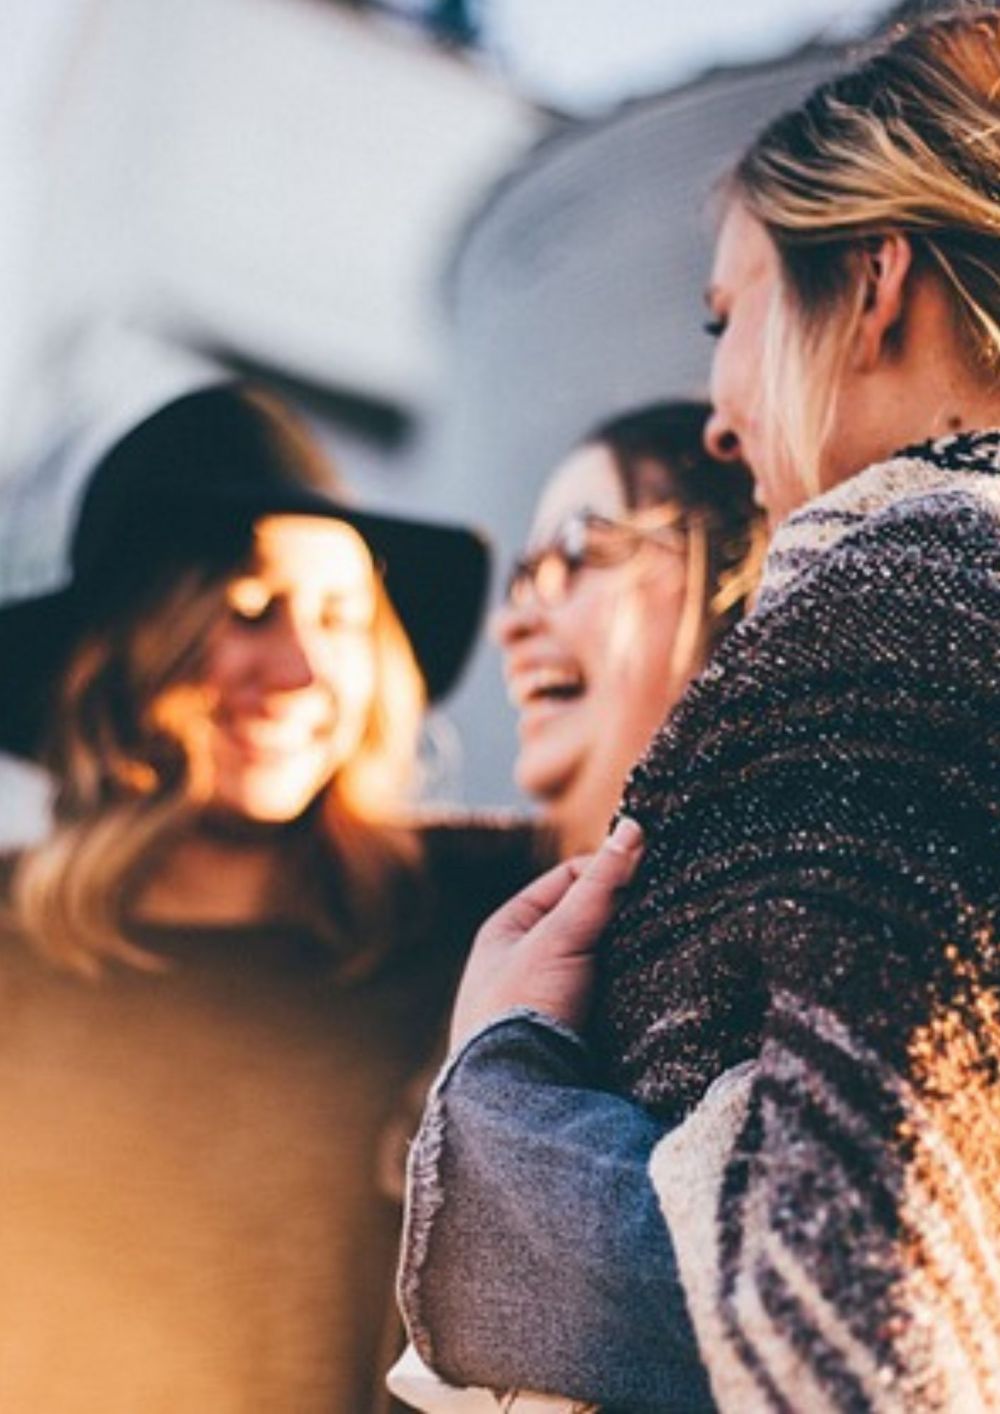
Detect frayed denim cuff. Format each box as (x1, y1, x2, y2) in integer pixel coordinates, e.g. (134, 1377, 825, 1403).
(398, 1010, 588, 1366)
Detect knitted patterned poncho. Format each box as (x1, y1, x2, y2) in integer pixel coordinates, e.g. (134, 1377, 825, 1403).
(592, 432, 1000, 1413)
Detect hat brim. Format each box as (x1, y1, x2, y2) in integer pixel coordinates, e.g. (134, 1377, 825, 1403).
(0, 486, 489, 760)
(0, 589, 81, 760)
(187, 480, 491, 705)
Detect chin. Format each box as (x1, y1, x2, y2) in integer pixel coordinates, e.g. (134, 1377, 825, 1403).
(543, 803, 601, 857)
(514, 752, 576, 808)
(212, 774, 330, 827)
(208, 799, 312, 829)
(240, 800, 315, 825)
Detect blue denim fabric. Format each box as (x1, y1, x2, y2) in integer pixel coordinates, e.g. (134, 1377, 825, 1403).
(399, 1010, 715, 1414)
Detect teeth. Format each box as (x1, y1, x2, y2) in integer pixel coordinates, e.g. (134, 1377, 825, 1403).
(510, 666, 584, 708)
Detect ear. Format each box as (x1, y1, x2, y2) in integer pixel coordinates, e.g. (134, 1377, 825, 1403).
(851, 232, 913, 372)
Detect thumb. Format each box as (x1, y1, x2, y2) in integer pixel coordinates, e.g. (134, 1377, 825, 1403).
(535, 816, 644, 956)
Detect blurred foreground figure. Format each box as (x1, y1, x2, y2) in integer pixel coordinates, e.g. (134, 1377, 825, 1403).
(0, 385, 537, 1413)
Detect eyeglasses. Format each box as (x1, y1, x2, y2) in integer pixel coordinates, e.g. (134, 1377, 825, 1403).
(505, 506, 687, 609)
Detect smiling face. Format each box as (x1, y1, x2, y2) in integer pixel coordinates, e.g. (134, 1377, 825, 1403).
(494, 444, 695, 854)
(185, 514, 378, 824)
(703, 201, 814, 530)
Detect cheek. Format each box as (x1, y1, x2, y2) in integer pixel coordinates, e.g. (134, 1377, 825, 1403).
(557, 580, 628, 671)
(147, 682, 213, 756)
(711, 337, 735, 409)
(198, 634, 240, 695)
(197, 622, 274, 708)
(722, 329, 760, 419)
(612, 577, 689, 712)
(319, 637, 377, 714)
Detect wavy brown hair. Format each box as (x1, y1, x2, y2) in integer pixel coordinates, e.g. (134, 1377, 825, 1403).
(11, 401, 426, 979)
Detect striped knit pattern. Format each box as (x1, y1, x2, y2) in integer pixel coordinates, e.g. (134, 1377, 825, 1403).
(592, 432, 1000, 1412)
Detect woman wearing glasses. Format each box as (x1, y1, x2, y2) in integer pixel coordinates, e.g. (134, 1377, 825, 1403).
(393, 403, 760, 1412)
(496, 401, 762, 857)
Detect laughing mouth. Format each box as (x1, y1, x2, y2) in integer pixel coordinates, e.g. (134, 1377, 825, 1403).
(510, 665, 586, 710)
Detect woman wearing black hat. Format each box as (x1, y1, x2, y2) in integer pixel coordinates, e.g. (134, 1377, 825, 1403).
(0, 384, 539, 1412)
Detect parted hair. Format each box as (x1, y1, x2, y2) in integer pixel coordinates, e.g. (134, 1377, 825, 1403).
(728, 7, 1000, 492)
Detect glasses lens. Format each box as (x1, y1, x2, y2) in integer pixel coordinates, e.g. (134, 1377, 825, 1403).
(505, 508, 682, 609)
(532, 549, 572, 604)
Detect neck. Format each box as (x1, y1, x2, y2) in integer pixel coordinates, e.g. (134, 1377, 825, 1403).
(830, 273, 1000, 487)
(828, 374, 1000, 495)
(902, 384, 1000, 449)
(133, 825, 286, 927)
(549, 774, 626, 858)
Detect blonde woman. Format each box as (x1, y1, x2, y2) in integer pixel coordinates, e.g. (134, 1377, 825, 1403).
(397, 12, 1000, 1412)
(0, 384, 538, 1412)
(496, 400, 762, 857)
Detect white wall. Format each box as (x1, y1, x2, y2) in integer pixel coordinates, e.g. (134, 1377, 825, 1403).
(0, 0, 541, 836)
(3, 0, 539, 465)
(0, 757, 49, 850)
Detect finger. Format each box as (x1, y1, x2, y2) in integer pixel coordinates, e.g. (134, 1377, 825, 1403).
(535, 817, 644, 954)
(579, 816, 644, 889)
(484, 855, 596, 939)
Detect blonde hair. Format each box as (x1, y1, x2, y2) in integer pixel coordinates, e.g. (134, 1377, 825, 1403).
(727, 7, 1000, 493)
(12, 517, 426, 980)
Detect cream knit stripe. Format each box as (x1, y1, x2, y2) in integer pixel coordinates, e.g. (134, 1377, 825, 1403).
(757, 1001, 1000, 1405)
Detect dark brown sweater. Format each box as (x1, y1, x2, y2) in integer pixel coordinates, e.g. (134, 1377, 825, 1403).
(595, 434, 1000, 1411)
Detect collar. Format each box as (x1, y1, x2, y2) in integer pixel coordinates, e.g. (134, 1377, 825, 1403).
(756, 429, 1000, 613)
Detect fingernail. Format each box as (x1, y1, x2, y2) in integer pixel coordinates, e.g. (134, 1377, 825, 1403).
(606, 816, 644, 853)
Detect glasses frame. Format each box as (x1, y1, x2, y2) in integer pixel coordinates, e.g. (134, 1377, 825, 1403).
(504, 505, 689, 610)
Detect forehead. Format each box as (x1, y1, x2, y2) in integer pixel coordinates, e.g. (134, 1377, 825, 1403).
(249, 514, 374, 592)
(530, 444, 626, 546)
(709, 201, 779, 296)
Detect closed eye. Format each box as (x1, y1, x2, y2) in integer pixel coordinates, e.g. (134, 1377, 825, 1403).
(227, 576, 274, 624)
(318, 598, 374, 632)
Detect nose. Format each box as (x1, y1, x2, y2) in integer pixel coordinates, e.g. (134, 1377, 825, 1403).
(260, 612, 317, 693)
(703, 407, 744, 464)
(490, 592, 545, 651)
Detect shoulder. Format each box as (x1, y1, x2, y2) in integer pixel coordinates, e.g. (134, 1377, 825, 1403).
(0, 856, 38, 985)
(745, 450, 1000, 658)
(819, 450, 1000, 559)
(623, 446, 1000, 817)
(414, 810, 552, 941)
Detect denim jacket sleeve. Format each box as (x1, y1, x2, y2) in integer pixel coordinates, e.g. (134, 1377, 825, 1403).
(397, 1010, 715, 1414)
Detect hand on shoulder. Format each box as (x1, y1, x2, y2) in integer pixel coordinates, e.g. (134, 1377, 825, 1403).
(449, 817, 644, 1050)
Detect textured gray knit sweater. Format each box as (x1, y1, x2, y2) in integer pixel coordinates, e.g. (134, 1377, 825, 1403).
(593, 431, 1000, 1412)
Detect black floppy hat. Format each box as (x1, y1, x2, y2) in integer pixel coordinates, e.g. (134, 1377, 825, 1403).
(0, 384, 490, 758)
